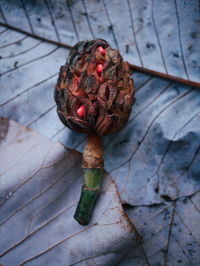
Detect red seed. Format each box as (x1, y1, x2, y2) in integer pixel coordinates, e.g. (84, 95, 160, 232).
(97, 64, 103, 74)
(98, 46, 106, 55)
(77, 105, 84, 117)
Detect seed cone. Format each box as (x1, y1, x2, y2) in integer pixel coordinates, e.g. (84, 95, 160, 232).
(55, 39, 134, 136)
(54, 39, 134, 225)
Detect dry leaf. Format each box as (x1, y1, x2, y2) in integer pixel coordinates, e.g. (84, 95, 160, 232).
(0, 0, 199, 82)
(121, 192, 200, 265)
(0, 118, 138, 265)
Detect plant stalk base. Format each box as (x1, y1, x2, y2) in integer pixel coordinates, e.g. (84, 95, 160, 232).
(74, 134, 103, 225)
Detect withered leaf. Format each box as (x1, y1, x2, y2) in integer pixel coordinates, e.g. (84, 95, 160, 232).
(0, 118, 137, 265)
(0, 0, 199, 83)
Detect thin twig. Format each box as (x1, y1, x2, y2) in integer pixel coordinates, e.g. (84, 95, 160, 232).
(128, 64, 200, 88)
(1, 21, 200, 88)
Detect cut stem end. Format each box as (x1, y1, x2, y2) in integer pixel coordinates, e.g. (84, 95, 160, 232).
(74, 185, 100, 225)
(74, 168, 103, 225)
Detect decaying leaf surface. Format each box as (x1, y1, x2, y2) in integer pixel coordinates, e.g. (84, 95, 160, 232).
(103, 81, 200, 205)
(0, 118, 138, 265)
(0, 0, 199, 83)
(120, 192, 200, 266)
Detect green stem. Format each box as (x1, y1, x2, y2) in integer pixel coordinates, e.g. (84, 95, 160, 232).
(74, 168, 103, 225)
